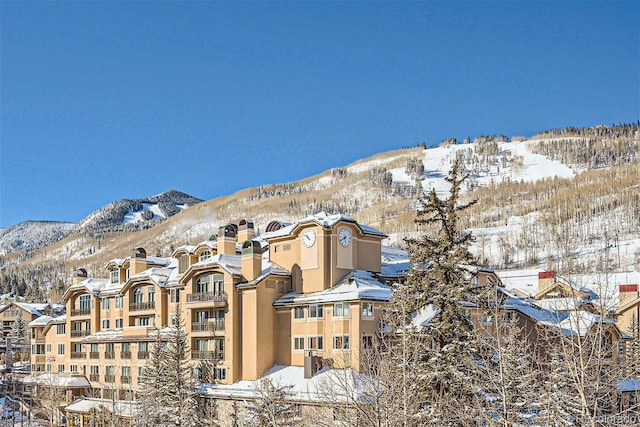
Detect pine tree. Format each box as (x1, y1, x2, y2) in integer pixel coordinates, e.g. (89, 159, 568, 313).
(8, 312, 29, 362)
(246, 378, 297, 426)
(164, 304, 202, 427)
(626, 313, 640, 379)
(381, 159, 484, 425)
(135, 333, 170, 427)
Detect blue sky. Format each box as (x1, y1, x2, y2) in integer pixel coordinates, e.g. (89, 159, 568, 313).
(1, 1, 638, 228)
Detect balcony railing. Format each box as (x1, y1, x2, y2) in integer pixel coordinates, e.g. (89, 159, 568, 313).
(191, 350, 224, 360)
(191, 319, 225, 332)
(121, 376, 131, 384)
(70, 308, 91, 317)
(89, 374, 100, 382)
(105, 351, 115, 359)
(187, 292, 227, 303)
(129, 302, 155, 312)
(137, 351, 149, 359)
(121, 351, 131, 359)
(70, 352, 85, 359)
(104, 375, 116, 383)
(71, 330, 90, 338)
(89, 352, 100, 359)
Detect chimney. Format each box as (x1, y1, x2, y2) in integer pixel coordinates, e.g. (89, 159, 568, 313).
(72, 268, 88, 285)
(217, 225, 238, 255)
(130, 247, 148, 276)
(237, 219, 255, 242)
(538, 271, 556, 293)
(619, 284, 639, 304)
(241, 240, 262, 281)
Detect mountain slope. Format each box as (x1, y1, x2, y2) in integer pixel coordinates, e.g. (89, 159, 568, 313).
(1, 123, 638, 293)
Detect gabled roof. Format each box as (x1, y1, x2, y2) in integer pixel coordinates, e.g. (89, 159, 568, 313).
(274, 270, 392, 306)
(260, 212, 387, 241)
(66, 398, 138, 417)
(62, 278, 110, 301)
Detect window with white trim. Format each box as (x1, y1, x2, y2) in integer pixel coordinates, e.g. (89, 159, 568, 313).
(308, 304, 323, 318)
(333, 335, 350, 350)
(362, 302, 373, 317)
(293, 337, 304, 350)
(294, 307, 304, 319)
(308, 336, 323, 350)
(333, 302, 350, 317)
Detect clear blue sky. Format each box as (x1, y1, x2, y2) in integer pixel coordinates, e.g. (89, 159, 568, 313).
(1, 1, 638, 227)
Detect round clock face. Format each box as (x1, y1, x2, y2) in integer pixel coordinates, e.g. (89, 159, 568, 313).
(338, 228, 352, 247)
(302, 229, 316, 247)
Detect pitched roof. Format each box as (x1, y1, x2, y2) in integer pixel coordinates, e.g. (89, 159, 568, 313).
(274, 270, 392, 306)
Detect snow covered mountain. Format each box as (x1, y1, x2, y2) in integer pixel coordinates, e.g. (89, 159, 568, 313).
(2, 124, 638, 283)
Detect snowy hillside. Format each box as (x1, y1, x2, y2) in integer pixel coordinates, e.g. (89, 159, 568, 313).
(0, 221, 76, 255)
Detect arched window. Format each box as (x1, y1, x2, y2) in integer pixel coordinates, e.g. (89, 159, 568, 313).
(196, 276, 210, 293)
(199, 250, 212, 262)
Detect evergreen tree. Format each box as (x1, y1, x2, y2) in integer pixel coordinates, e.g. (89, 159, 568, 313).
(246, 378, 297, 426)
(8, 312, 29, 362)
(626, 313, 640, 379)
(381, 159, 484, 425)
(135, 332, 170, 427)
(164, 304, 202, 427)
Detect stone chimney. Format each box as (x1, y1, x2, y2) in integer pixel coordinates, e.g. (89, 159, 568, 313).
(72, 268, 88, 285)
(241, 240, 262, 282)
(237, 219, 255, 242)
(619, 284, 639, 305)
(538, 271, 556, 294)
(130, 247, 148, 276)
(217, 224, 238, 255)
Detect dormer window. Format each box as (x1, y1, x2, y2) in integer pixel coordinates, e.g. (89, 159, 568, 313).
(110, 267, 119, 284)
(199, 250, 212, 262)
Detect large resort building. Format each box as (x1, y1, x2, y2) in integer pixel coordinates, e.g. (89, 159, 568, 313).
(20, 212, 638, 424)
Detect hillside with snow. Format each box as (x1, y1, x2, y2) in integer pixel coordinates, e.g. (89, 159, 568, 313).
(1, 124, 638, 291)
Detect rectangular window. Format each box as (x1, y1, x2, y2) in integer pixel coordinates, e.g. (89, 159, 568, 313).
(294, 307, 304, 319)
(110, 268, 119, 284)
(57, 364, 64, 373)
(308, 304, 323, 318)
(102, 319, 110, 329)
(618, 342, 625, 356)
(333, 335, 350, 350)
(148, 286, 155, 303)
(46, 344, 52, 353)
(362, 302, 373, 317)
(139, 317, 150, 326)
(115, 318, 123, 328)
(480, 314, 492, 323)
(213, 368, 226, 381)
(70, 365, 78, 373)
(90, 343, 99, 352)
(362, 335, 373, 349)
(308, 336, 323, 350)
(122, 366, 131, 377)
(139, 342, 148, 352)
(57, 344, 65, 355)
(101, 298, 110, 310)
(170, 289, 180, 303)
(115, 296, 123, 309)
(56, 324, 66, 335)
(333, 302, 350, 318)
(294, 337, 304, 350)
(196, 276, 210, 293)
(91, 366, 99, 375)
(47, 364, 51, 372)
(79, 295, 91, 310)
(213, 274, 224, 295)
(179, 255, 189, 273)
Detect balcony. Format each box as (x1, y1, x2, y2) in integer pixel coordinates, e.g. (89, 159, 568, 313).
(191, 350, 224, 360)
(71, 330, 90, 338)
(121, 376, 131, 384)
(90, 374, 100, 382)
(89, 352, 100, 359)
(70, 352, 85, 359)
(105, 351, 115, 359)
(121, 351, 131, 359)
(191, 319, 225, 333)
(137, 351, 149, 359)
(70, 308, 91, 317)
(187, 292, 227, 304)
(34, 355, 46, 363)
(129, 302, 155, 312)
(104, 375, 115, 383)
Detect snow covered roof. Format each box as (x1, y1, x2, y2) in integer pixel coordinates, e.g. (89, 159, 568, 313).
(191, 253, 242, 276)
(274, 271, 391, 306)
(28, 315, 53, 327)
(13, 302, 48, 316)
(64, 277, 110, 299)
(66, 397, 138, 417)
(617, 378, 640, 393)
(105, 255, 172, 269)
(199, 364, 369, 403)
(260, 212, 386, 240)
(23, 373, 91, 388)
